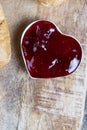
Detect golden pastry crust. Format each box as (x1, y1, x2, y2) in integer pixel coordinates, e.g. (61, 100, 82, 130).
(38, 0, 66, 6)
(0, 4, 11, 68)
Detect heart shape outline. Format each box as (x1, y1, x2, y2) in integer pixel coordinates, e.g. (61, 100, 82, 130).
(20, 20, 82, 79)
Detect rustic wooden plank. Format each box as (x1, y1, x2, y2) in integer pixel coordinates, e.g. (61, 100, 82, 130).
(0, 0, 87, 130)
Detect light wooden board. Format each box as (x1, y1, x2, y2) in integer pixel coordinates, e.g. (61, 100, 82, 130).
(0, 0, 87, 130)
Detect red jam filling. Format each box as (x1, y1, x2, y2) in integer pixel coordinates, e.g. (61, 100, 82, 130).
(22, 20, 82, 78)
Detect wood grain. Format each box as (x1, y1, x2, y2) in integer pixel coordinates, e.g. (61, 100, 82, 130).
(0, 0, 87, 130)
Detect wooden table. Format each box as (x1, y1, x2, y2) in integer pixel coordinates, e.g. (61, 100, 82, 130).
(0, 0, 87, 130)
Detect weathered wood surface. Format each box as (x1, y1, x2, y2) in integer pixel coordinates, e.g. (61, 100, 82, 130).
(0, 0, 87, 130)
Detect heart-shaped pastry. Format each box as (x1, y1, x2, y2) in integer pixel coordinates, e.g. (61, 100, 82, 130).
(21, 20, 82, 78)
(38, 0, 66, 6)
(0, 4, 11, 68)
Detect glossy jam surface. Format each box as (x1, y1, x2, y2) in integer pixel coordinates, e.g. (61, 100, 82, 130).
(22, 21, 82, 78)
